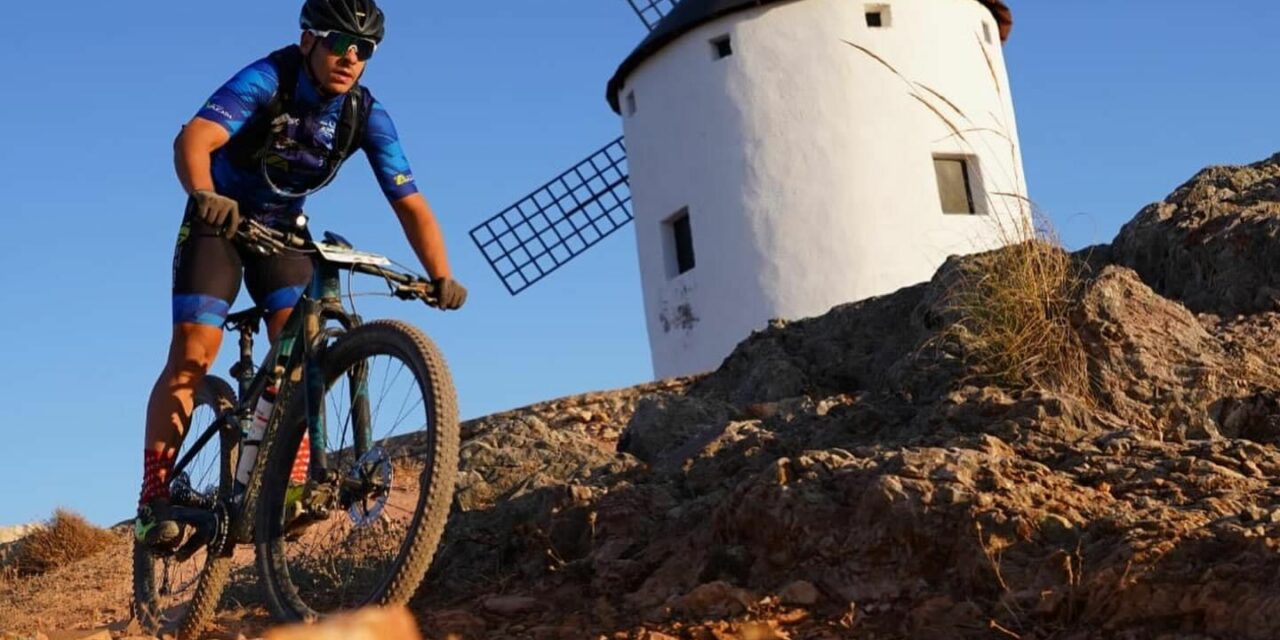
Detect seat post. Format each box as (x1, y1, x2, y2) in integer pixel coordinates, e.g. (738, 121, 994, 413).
(225, 307, 267, 401)
(235, 326, 255, 400)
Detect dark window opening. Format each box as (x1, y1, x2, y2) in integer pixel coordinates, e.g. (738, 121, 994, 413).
(625, 91, 637, 116)
(865, 4, 891, 28)
(983, 22, 993, 44)
(934, 157, 978, 214)
(711, 35, 733, 59)
(666, 209, 696, 276)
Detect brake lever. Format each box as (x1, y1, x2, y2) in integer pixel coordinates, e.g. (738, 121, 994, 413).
(236, 220, 287, 256)
(393, 280, 439, 305)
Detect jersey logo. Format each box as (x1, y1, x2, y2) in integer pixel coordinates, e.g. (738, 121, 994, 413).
(176, 222, 190, 246)
(204, 101, 235, 121)
(394, 173, 414, 186)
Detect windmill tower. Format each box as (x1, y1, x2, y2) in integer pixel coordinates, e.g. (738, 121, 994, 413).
(471, 0, 1026, 380)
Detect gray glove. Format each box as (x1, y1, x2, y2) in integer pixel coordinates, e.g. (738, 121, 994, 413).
(191, 190, 241, 239)
(431, 277, 468, 310)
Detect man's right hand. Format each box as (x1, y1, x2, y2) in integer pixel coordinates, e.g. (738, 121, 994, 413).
(192, 190, 241, 239)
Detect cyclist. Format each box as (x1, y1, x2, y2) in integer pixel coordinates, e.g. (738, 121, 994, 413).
(137, 0, 468, 549)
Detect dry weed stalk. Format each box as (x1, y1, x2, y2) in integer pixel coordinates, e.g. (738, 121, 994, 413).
(989, 619, 1023, 639)
(975, 522, 1030, 633)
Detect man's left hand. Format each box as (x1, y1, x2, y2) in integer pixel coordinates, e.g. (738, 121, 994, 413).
(431, 277, 468, 310)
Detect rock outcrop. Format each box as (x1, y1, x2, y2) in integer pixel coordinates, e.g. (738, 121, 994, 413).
(1112, 153, 1280, 316)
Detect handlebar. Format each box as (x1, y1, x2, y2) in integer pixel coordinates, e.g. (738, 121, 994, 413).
(236, 219, 437, 303)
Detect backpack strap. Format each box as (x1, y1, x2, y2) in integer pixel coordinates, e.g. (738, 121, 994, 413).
(331, 84, 372, 163)
(224, 45, 303, 170)
(268, 46, 302, 119)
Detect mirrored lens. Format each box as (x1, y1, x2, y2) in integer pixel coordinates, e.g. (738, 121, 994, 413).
(322, 32, 376, 61)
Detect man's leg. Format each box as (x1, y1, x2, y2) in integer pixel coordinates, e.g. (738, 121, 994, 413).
(137, 323, 223, 546)
(144, 324, 224, 453)
(137, 208, 241, 548)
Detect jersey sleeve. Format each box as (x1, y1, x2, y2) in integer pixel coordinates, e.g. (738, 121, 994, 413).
(195, 56, 280, 137)
(362, 98, 420, 202)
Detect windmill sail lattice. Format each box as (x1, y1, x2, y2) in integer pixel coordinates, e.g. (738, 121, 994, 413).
(470, 137, 632, 295)
(627, 0, 678, 30)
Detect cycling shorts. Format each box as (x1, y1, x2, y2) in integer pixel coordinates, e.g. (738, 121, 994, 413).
(171, 198, 313, 327)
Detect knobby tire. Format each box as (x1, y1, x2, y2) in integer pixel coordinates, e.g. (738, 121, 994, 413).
(254, 320, 460, 622)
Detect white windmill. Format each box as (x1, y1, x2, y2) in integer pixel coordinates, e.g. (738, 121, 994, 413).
(471, 0, 1027, 379)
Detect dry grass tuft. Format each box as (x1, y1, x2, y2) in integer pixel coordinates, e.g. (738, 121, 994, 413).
(941, 211, 1092, 398)
(11, 509, 117, 576)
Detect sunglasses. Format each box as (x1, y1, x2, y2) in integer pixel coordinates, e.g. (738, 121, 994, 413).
(308, 29, 378, 61)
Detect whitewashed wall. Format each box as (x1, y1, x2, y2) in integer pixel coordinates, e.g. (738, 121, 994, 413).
(617, 0, 1028, 379)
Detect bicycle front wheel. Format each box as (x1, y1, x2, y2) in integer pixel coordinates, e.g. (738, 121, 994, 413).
(132, 374, 238, 639)
(255, 320, 459, 621)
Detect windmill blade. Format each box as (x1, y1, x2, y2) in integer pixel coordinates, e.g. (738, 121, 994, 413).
(471, 137, 632, 295)
(627, 0, 678, 31)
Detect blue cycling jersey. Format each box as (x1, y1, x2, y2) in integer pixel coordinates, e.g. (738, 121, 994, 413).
(196, 53, 419, 225)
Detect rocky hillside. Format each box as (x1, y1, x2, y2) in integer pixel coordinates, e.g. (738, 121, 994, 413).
(411, 153, 1280, 639)
(9, 154, 1280, 639)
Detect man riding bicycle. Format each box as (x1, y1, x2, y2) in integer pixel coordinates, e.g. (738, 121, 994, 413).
(137, 0, 467, 549)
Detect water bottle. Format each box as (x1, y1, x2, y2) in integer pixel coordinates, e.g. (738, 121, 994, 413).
(234, 385, 278, 488)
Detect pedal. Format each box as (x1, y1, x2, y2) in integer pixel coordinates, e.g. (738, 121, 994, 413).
(283, 484, 337, 540)
(306, 482, 339, 512)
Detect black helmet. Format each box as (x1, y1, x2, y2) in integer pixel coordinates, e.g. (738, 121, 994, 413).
(300, 0, 386, 43)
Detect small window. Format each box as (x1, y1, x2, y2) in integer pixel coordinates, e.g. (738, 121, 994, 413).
(934, 156, 978, 214)
(664, 208, 696, 276)
(625, 91, 637, 116)
(982, 22, 993, 44)
(865, 4, 891, 28)
(711, 35, 733, 59)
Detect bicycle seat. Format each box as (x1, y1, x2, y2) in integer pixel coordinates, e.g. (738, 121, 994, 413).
(224, 307, 265, 333)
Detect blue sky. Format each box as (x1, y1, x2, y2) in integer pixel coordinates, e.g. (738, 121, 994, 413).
(2, 1, 1278, 527)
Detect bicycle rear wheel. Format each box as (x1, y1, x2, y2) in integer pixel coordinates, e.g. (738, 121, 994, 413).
(132, 374, 238, 639)
(255, 320, 459, 621)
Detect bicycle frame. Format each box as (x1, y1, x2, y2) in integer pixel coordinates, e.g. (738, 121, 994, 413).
(170, 239, 381, 546)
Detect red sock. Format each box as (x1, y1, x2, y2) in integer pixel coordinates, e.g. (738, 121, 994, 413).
(290, 432, 311, 484)
(140, 449, 176, 506)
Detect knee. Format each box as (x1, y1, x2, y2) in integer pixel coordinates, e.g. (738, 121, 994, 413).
(166, 324, 223, 380)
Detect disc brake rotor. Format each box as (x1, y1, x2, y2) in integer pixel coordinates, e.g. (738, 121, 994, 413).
(347, 446, 393, 527)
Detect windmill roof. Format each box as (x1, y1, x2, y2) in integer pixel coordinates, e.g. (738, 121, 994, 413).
(607, 0, 1013, 113)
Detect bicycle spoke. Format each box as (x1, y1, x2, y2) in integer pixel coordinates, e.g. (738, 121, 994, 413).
(371, 355, 394, 426)
(386, 401, 426, 442)
(327, 383, 354, 454)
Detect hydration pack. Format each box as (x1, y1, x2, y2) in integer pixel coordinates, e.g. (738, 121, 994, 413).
(223, 45, 371, 196)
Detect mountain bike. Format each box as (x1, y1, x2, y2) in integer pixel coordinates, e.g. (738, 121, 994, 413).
(132, 218, 460, 638)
